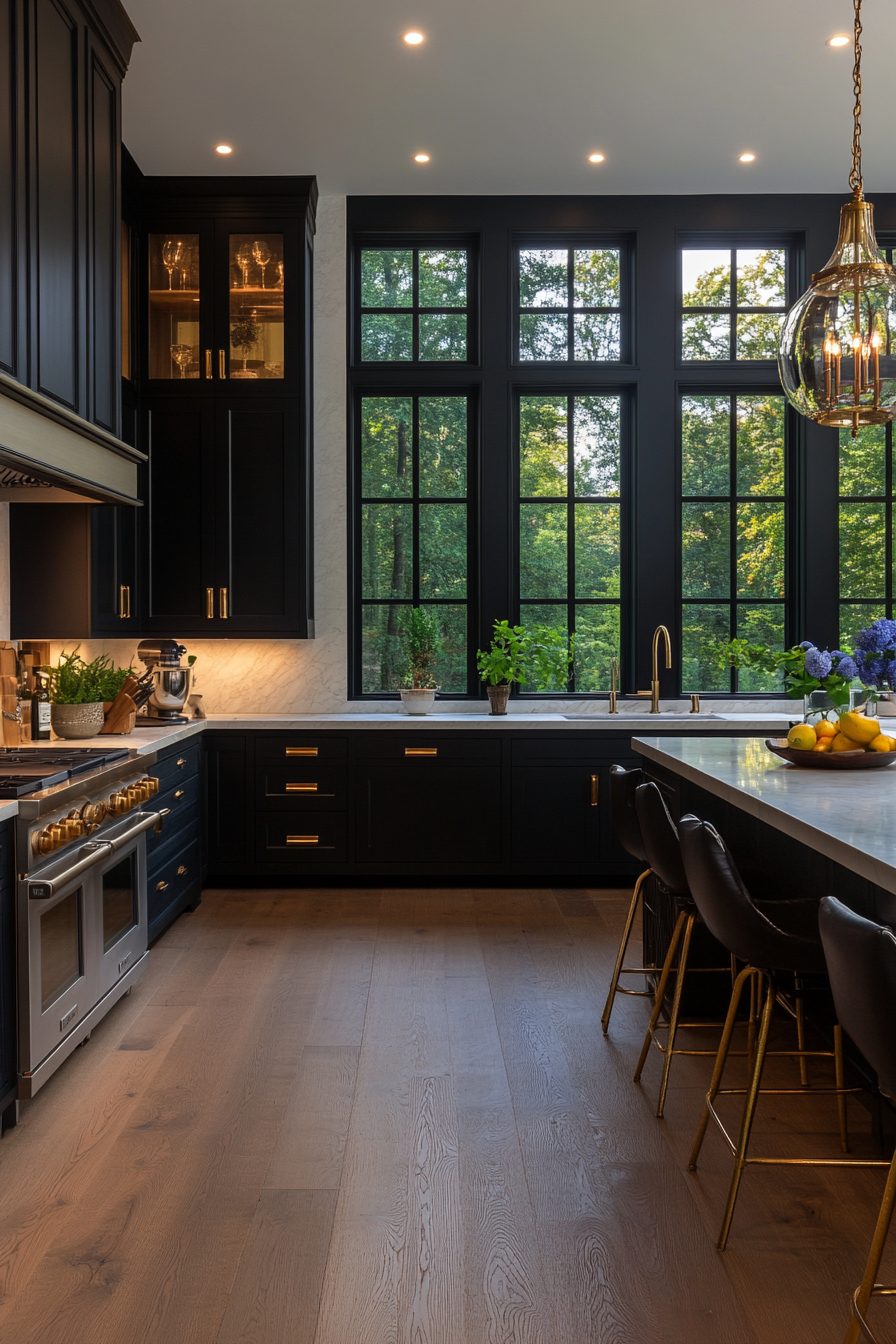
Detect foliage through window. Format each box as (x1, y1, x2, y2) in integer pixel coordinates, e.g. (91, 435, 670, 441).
(517, 247, 622, 362)
(359, 248, 469, 362)
(838, 423, 894, 651)
(681, 247, 787, 361)
(518, 394, 622, 690)
(358, 394, 472, 692)
(681, 393, 787, 692)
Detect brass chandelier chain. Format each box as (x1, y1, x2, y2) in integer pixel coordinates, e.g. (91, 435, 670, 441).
(850, 0, 864, 200)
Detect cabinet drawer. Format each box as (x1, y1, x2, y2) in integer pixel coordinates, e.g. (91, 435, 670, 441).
(255, 813, 347, 863)
(255, 763, 347, 810)
(147, 773, 201, 857)
(148, 837, 201, 925)
(154, 740, 201, 791)
(511, 738, 621, 767)
(354, 735, 501, 764)
(255, 735, 347, 763)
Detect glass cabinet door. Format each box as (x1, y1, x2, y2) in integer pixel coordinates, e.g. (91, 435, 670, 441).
(148, 233, 201, 379)
(227, 232, 284, 379)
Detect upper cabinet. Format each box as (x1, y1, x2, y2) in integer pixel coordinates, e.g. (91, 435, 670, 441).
(0, 0, 138, 437)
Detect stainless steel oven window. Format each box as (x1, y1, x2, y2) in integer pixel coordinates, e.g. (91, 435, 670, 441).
(40, 889, 84, 1012)
(102, 852, 138, 953)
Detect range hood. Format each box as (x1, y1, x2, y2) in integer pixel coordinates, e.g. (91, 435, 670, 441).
(0, 372, 144, 506)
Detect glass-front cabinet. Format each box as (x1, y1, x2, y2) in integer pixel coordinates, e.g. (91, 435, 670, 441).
(143, 219, 297, 390)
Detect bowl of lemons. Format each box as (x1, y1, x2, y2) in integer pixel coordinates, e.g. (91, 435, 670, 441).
(766, 712, 896, 769)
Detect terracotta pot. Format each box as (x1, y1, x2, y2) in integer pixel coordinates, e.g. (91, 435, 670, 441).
(50, 702, 105, 739)
(487, 684, 510, 716)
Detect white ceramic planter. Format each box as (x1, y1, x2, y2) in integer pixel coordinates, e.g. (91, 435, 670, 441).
(50, 702, 105, 738)
(399, 688, 437, 715)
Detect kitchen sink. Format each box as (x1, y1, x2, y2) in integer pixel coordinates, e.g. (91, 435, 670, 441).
(561, 712, 724, 721)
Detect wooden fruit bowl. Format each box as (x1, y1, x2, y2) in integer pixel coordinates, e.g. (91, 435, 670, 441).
(765, 738, 896, 770)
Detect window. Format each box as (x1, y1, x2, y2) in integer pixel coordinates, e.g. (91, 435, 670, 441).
(357, 246, 471, 362)
(839, 424, 893, 650)
(681, 246, 787, 361)
(357, 393, 473, 692)
(518, 393, 622, 690)
(681, 393, 787, 692)
(516, 245, 624, 362)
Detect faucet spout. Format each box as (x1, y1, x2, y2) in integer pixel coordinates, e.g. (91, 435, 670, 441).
(649, 625, 672, 713)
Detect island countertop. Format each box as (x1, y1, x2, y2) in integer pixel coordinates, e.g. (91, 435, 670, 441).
(632, 735, 896, 896)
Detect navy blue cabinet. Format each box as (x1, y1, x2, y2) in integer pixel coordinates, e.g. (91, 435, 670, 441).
(0, 820, 15, 1130)
(147, 738, 204, 943)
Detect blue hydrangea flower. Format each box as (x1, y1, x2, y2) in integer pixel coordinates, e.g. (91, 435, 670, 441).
(854, 619, 896, 687)
(804, 647, 833, 679)
(799, 641, 815, 650)
(834, 654, 858, 680)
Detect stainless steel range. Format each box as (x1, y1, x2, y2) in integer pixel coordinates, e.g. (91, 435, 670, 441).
(8, 747, 166, 1098)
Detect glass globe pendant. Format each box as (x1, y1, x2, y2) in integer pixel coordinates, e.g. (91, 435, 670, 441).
(778, 0, 896, 438)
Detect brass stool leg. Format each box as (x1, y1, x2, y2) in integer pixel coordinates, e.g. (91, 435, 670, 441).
(717, 973, 775, 1250)
(795, 975, 809, 1088)
(633, 908, 686, 1083)
(601, 867, 651, 1034)
(689, 964, 755, 1170)
(845, 1148, 896, 1344)
(656, 912, 696, 1118)
(834, 1023, 849, 1152)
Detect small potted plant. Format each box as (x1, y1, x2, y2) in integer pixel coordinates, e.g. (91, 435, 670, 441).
(230, 315, 260, 377)
(476, 620, 574, 714)
(398, 607, 440, 714)
(44, 649, 133, 738)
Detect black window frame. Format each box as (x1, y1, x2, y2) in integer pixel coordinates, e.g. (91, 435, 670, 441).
(512, 232, 635, 367)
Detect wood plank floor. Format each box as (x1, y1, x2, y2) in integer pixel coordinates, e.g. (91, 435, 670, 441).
(0, 885, 893, 1343)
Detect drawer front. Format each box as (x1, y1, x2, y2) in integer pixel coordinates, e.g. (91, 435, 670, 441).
(148, 837, 201, 925)
(255, 763, 347, 810)
(354, 735, 501, 764)
(154, 740, 202, 792)
(511, 738, 623, 767)
(255, 735, 347, 764)
(255, 812, 347, 863)
(147, 772, 201, 858)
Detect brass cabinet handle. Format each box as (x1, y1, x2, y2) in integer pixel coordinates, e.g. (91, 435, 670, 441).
(590, 774, 599, 806)
(286, 782, 318, 792)
(119, 584, 130, 619)
(287, 835, 319, 845)
(176, 758, 186, 768)
(177, 865, 187, 876)
(286, 747, 317, 756)
(206, 587, 214, 619)
(219, 349, 226, 378)
(156, 880, 168, 892)
(174, 789, 185, 799)
(205, 349, 212, 379)
(405, 747, 437, 756)
(219, 587, 228, 619)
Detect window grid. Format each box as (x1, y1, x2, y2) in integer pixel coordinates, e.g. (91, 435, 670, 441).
(357, 244, 472, 364)
(515, 242, 627, 364)
(838, 424, 894, 651)
(680, 244, 788, 363)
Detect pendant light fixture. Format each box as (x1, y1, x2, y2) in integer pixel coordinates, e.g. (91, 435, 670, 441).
(778, 0, 896, 438)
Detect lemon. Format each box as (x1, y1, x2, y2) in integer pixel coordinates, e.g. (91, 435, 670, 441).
(831, 732, 864, 753)
(869, 734, 896, 753)
(838, 711, 881, 745)
(815, 719, 838, 739)
(812, 739, 833, 752)
(787, 724, 817, 750)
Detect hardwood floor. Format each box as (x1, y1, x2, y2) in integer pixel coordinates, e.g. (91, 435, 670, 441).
(0, 885, 893, 1343)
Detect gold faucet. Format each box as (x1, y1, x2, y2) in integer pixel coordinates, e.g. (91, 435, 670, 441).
(609, 657, 619, 713)
(637, 625, 672, 713)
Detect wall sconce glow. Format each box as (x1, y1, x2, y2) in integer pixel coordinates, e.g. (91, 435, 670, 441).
(403, 31, 424, 44)
(588, 153, 605, 163)
(215, 144, 233, 155)
(414, 153, 430, 163)
(828, 34, 850, 46)
(739, 152, 756, 163)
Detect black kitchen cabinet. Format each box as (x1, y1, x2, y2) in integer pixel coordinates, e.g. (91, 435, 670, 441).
(205, 733, 250, 869)
(90, 382, 141, 632)
(0, 820, 16, 1130)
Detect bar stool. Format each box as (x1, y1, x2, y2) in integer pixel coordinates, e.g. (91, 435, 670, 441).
(819, 896, 896, 1344)
(631, 782, 733, 1118)
(601, 765, 654, 1033)
(680, 816, 861, 1249)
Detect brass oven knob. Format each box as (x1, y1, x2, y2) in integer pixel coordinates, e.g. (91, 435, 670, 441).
(127, 784, 147, 805)
(108, 791, 129, 816)
(34, 826, 56, 856)
(80, 801, 107, 833)
(65, 813, 85, 840)
(47, 823, 66, 850)
(143, 776, 160, 796)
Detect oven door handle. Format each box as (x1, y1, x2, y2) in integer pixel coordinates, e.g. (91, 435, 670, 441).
(28, 840, 114, 900)
(107, 810, 165, 853)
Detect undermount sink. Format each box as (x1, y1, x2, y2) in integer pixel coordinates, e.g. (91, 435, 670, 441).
(562, 712, 724, 721)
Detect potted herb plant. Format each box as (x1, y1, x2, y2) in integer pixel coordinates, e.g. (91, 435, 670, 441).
(476, 620, 574, 714)
(230, 315, 260, 377)
(44, 649, 134, 738)
(398, 607, 440, 714)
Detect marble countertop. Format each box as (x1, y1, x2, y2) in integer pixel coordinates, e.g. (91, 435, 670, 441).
(633, 735, 896, 895)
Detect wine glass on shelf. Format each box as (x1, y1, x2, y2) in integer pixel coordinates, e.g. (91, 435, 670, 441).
(276, 261, 285, 289)
(235, 243, 253, 289)
(170, 344, 192, 379)
(252, 240, 272, 289)
(162, 239, 183, 290)
(179, 246, 192, 291)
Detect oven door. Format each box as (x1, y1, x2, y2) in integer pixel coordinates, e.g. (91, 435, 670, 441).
(96, 832, 148, 998)
(23, 862, 100, 1073)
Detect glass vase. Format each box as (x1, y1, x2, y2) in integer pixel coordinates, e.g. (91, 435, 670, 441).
(802, 688, 868, 723)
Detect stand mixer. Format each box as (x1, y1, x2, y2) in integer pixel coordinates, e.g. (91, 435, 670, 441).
(137, 640, 192, 725)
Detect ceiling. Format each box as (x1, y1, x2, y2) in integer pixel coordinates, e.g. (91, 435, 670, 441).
(120, 0, 896, 197)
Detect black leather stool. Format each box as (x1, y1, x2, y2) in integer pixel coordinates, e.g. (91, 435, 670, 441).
(820, 896, 896, 1344)
(681, 816, 859, 1249)
(601, 765, 655, 1033)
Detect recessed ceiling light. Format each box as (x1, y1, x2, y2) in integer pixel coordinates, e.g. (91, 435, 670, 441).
(828, 33, 850, 47)
(739, 152, 756, 163)
(403, 31, 424, 44)
(414, 153, 430, 163)
(215, 144, 233, 155)
(588, 153, 605, 164)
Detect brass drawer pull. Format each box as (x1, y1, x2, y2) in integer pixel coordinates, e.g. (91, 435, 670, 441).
(177, 865, 187, 876)
(206, 587, 214, 619)
(590, 774, 599, 806)
(176, 758, 187, 768)
(156, 880, 168, 892)
(286, 835, 319, 845)
(405, 747, 437, 756)
(219, 586, 229, 619)
(219, 348, 226, 378)
(174, 789, 185, 799)
(286, 747, 318, 757)
(205, 349, 212, 379)
(286, 782, 318, 792)
(119, 584, 130, 619)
